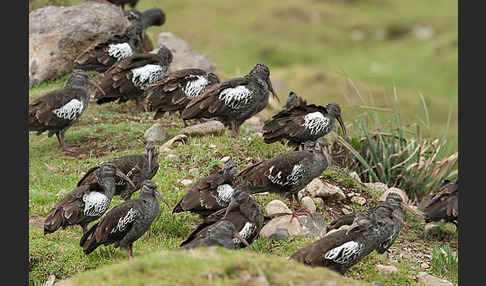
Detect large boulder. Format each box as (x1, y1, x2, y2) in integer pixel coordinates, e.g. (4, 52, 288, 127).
(29, 2, 130, 88)
(155, 32, 215, 72)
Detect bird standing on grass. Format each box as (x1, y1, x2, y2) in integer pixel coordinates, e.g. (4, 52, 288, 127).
(94, 45, 173, 110)
(77, 141, 160, 200)
(144, 68, 220, 125)
(263, 91, 346, 150)
(290, 189, 416, 274)
(172, 159, 238, 217)
(44, 162, 136, 234)
(180, 191, 264, 250)
(29, 70, 105, 153)
(225, 137, 330, 226)
(80, 180, 170, 259)
(181, 63, 279, 138)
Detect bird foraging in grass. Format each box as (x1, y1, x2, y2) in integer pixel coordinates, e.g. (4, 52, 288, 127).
(80, 180, 170, 259)
(44, 162, 136, 235)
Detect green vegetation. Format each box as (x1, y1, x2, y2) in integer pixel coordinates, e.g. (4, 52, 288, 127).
(29, 0, 458, 285)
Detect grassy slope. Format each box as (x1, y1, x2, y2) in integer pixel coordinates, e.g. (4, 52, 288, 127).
(31, 0, 458, 144)
(29, 1, 458, 285)
(29, 76, 457, 286)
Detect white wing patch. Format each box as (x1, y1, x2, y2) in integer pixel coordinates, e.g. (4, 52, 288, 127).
(215, 184, 234, 207)
(303, 112, 330, 135)
(83, 192, 110, 217)
(267, 164, 305, 186)
(107, 43, 133, 61)
(131, 64, 165, 89)
(324, 241, 361, 265)
(111, 208, 139, 234)
(53, 99, 83, 120)
(232, 222, 256, 245)
(218, 86, 252, 109)
(183, 75, 209, 98)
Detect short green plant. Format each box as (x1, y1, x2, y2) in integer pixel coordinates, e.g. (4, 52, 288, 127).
(430, 244, 458, 283)
(331, 82, 457, 203)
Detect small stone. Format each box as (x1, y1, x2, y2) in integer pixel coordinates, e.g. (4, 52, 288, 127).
(179, 120, 225, 136)
(347, 192, 356, 198)
(209, 144, 217, 149)
(349, 171, 361, 183)
(269, 228, 290, 240)
(301, 197, 316, 213)
(189, 168, 199, 176)
(371, 282, 385, 286)
(342, 207, 353, 215)
(364, 182, 388, 193)
(265, 200, 292, 216)
(220, 156, 231, 163)
(144, 123, 168, 143)
(376, 265, 398, 276)
(417, 272, 453, 286)
(166, 154, 180, 161)
(412, 26, 435, 40)
(260, 213, 327, 238)
(313, 197, 324, 209)
(351, 196, 366, 205)
(421, 262, 430, 269)
(424, 223, 446, 240)
(180, 179, 193, 187)
(159, 134, 187, 153)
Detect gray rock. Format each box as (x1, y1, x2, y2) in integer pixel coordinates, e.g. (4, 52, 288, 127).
(265, 200, 292, 216)
(417, 272, 453, 286)
(144, 123, 168, 143)
(424, 223, 447, 240)
(159, 134, 187, 153)
(29, 2, 129, 87)
(351, 196, 366, 206)
(179, 120, 225, 136)
(180, 179, 193, 187)
(301, 196, 317, 213)
(375, 265, 398, 276)
(156, 32, 214, 73)
(364, 182, 388, 193)
(269, 228, 290, 240)
(220, 156, 231, 163)
(300, 178, 346, 201)
(260, 212, 326, 238)
(370, 282, 385, 286)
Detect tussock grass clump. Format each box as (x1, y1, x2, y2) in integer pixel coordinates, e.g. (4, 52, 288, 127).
(331, 83, 457, 203)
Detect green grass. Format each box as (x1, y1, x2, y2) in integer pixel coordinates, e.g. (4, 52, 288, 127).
(30, 0, 458, 143)
(29, 1, 458, 285)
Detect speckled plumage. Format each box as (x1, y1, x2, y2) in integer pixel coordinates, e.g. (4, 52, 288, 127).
(80, 180, 166, 258)
(290, 192, 406, 274)
(94, 45, 173, 106)
(77, 141, 159, 200)
(234, 138, 329, 197)
(145, 69, 220, 121)
(173, 159, 238, 217)
(263, 92, 346, 149)
(180, 191, 264, 250)
(44, 163, 133, 234)
(181, 64, 278, 138)
(29, 70, 103, 153)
